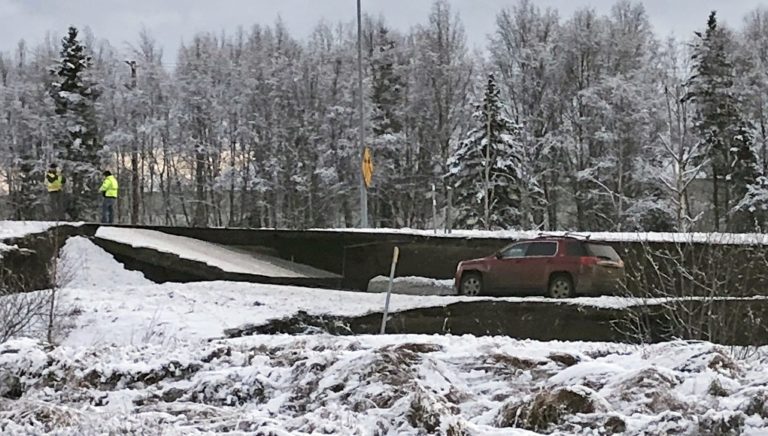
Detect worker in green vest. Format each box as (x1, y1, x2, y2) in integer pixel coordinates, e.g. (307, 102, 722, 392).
(45, 163, 66, 221)
(99, 170, 118, 224)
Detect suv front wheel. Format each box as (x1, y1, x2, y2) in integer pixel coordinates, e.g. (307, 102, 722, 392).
(460, 273, 483, 296)
(548, 274, 573, 299)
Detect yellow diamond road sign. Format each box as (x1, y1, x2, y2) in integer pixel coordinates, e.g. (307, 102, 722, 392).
(362, 147, 373, 188)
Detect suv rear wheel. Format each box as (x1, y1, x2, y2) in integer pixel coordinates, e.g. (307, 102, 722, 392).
(460, 273, 483, 296)
(548, 274, 573, 299)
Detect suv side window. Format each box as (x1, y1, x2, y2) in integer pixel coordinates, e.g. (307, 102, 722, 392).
(500, 243, 529, 259)
(565, 241, 587, 256)
(526, 242, 557, 257)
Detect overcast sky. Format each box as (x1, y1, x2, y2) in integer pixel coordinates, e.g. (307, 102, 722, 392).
(1, 0, 767, 64)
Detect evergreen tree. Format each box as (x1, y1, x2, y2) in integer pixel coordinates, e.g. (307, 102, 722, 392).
(447, 74, 524, 229)
(730, 121, 764, 229)
(687, 12, 759, 231)
(368, 19, 407, 227)
(50, 26, 101, 221)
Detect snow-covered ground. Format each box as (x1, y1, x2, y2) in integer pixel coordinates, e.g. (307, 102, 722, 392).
(367, 275, 456, 295)
(2, 334, 767, 434)
(0, 220, 81, 257)
(95, 227, 334, 278)
(0, 221, 79, 241)
(1, 236, 768, 434)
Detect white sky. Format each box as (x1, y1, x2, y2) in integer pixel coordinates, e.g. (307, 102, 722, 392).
(1, 0, 767, 65)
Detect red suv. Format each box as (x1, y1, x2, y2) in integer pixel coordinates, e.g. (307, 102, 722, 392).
(454, 236, 625, 298)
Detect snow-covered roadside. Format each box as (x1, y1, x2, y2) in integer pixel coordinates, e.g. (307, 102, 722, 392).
(1, 335, 766, 435)
(31, 238, 766, 347)
(2, 237, 768, 434)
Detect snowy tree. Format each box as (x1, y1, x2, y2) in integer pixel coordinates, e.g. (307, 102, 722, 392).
(658, 38, 706, 231)
(491, 0, 559, 229)
(577, 76, 669, 231)
(407, 0, 474, 228)
(7, 5, 768, 232)
(557, 7, 608, 230)
(739, 8, 768, 174)
(1, 39, 61, 220)
(729, 121, 764, 230)
(0, 48, 42, 219)
(50, 26, 102, 221)
(687, 11, 759, 231)
(733, 175, 768, 228)
(447, 74, 524, 229)
(367, 19, 407, 227)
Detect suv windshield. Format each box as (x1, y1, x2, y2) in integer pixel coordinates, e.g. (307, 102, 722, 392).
(585, 243, 620, 261)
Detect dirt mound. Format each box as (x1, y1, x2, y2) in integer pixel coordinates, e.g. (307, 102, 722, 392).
(497, 385, 605, 431)
(740, 390, 768, 418)
(697, 410, 746, 435)
(0, 372, 21, 400)
(548, 352, 581, 367)
(605, 367, 684, 414)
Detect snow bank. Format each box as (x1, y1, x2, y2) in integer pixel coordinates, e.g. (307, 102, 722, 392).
(58, 280, 479, 347)
(61, 279, 768, 347)
(57, 236, 153, 288)
(95, 227, 313, 277)
(312, 227, 768, 245)
(367, 275, 456, 295)
(0, 243, 19, 255)
(0, 221, 76, 241)
(1, 336, 766, 434)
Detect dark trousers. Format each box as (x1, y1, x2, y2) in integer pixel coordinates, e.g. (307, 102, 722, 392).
(101, 197, 116, 224)
(48, 191, 64, 221)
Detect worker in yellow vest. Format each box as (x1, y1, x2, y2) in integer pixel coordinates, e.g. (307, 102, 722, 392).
(99, 170, 119, 224)
(45, 163, 66, 221)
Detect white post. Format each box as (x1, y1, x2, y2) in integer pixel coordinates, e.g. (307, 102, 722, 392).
(446, 186, 453, 234)
(380, 246, 400, 334)
(432, 183, 437, 234)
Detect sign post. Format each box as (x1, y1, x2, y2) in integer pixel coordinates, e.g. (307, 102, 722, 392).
(380, 246, 400, 334)
(357, 0, 368, 228)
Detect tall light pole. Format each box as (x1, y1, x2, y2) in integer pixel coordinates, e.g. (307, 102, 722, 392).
(357, 0, 369, 228)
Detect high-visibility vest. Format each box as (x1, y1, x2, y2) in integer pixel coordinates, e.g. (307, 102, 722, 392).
(100, 175, 118, 198)
(46, 172, 64, 192)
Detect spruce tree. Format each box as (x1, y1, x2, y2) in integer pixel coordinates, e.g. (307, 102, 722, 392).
(447, 73, 524, 229)
(730, 121, 764, 230)
(369, 22, 406, 227)
(50, 26, 101, 221)
(687, 12, 759, 231)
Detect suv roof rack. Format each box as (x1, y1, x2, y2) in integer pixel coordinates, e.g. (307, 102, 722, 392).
(535, 232, 591, 241)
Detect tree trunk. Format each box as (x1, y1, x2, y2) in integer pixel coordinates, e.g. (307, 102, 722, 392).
(712, 172, 720, 232)
(130, 151, 140, 224)
(193, 150, 207, 227)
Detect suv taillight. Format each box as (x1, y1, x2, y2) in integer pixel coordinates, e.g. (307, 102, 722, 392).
(580, 256, 599, 265)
